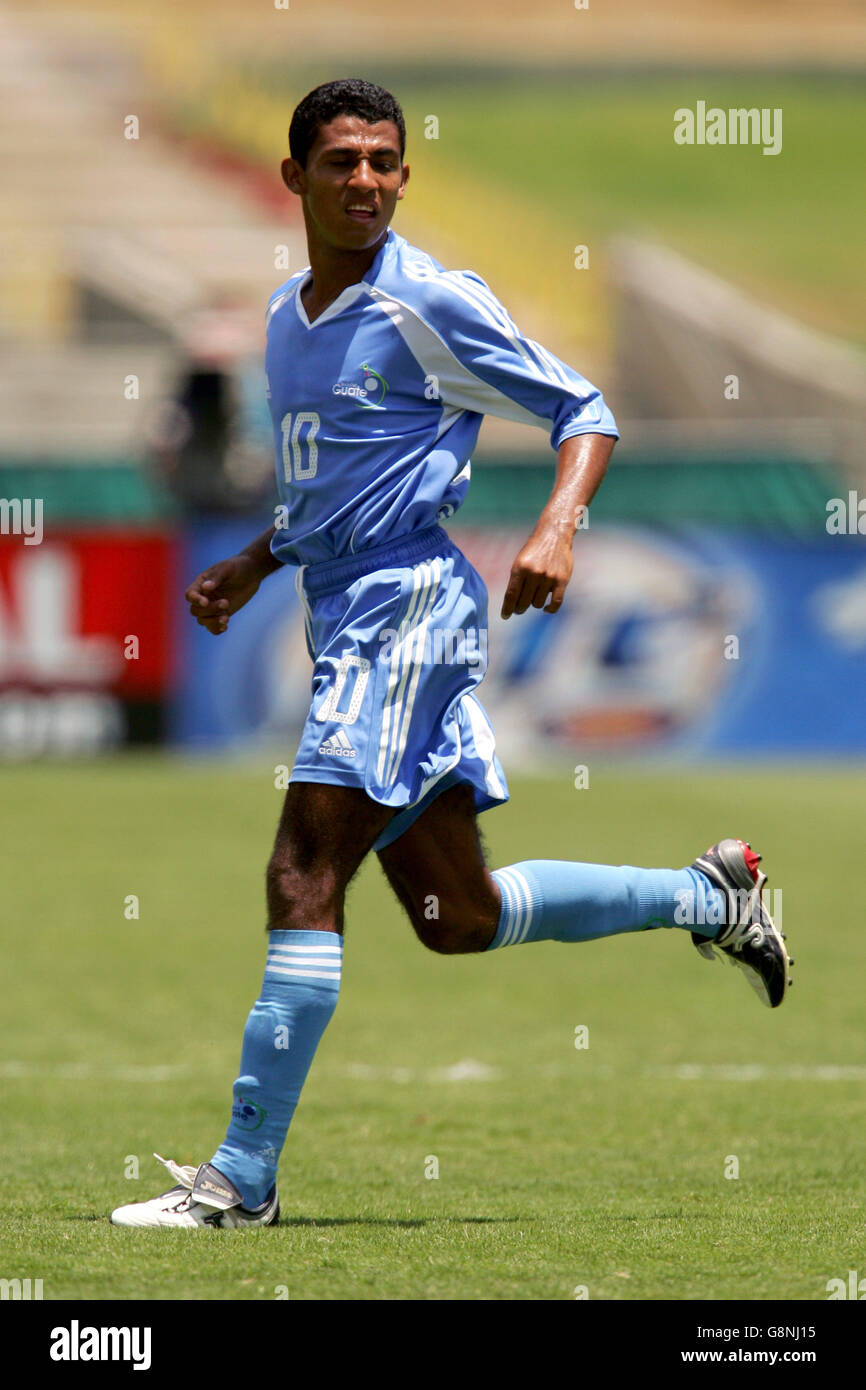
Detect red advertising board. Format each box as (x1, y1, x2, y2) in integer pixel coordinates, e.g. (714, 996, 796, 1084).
(0, 530, 176, 755)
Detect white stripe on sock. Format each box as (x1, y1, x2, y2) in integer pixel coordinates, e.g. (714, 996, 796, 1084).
(267, 954, 342, 967)
(504, 870, 527, 946)
(266, 967, 342, 980)
(264, 966, 343, 982)
(267, 941, 342, 954)
(509, 869, 535, 944)
(494, 869, 517, 947)
(495, 867, 536, 947)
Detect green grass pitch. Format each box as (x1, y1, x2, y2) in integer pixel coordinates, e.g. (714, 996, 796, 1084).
(3, 755, 864, 1300)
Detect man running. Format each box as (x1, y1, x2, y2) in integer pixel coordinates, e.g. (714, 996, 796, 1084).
(111, 79, 791, 1230)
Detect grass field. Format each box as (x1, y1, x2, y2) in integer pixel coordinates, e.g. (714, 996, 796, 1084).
(2, 756, 865, 1301)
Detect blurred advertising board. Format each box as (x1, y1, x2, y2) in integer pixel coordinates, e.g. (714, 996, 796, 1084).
(173, 521, 866, 760)
(0, 529, 176, 757)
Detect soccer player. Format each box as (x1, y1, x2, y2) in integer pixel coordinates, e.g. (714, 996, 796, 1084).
(111, 79, 792, 1229)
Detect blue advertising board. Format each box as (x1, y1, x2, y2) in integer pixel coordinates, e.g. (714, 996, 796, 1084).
(171, 520, 866, 759)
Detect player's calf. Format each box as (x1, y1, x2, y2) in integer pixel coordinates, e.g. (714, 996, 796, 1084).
(377, 784, 501, 953)
(382, 871, 499, 954)
(412, 908, 497, 955)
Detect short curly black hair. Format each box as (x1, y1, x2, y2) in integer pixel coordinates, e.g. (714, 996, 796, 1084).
(289, 78, 406, 167)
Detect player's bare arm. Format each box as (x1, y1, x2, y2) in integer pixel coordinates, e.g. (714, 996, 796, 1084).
(501, 430, 616, 619)
(184, 524, 280, 635)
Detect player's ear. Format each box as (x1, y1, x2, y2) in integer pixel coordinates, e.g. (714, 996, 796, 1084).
(397, 162, 409, 200)
(281, 157, 305, 196)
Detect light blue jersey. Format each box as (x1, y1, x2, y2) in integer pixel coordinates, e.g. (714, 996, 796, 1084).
(265, 227, 618, 567)
(267, 226, 618, 840)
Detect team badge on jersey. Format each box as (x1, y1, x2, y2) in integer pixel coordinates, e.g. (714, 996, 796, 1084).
(331, 363, 388, 410)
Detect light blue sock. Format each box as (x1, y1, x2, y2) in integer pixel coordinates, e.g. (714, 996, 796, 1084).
(210, 930, 342, 1208)
(487, 862, 726, 949)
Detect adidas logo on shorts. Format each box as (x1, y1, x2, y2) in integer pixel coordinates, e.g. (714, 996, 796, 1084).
(318, 729, 357, 758)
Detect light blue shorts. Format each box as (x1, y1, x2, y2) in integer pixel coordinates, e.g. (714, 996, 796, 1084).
(291, 525, 509, 851)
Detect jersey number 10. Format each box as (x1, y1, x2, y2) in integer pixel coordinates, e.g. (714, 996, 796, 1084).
(281, 411, 320, 481)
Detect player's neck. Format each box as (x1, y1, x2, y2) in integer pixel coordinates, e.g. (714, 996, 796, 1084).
(302, 232, 388, 322)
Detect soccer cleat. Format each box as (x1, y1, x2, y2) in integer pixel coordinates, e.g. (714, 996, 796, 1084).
(110, 1154, 279, 1229)
(690, 839, 791, 1008)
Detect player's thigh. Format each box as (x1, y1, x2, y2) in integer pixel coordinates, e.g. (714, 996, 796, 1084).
(269, 781, 393, 888)
(376, 783, 500, 949)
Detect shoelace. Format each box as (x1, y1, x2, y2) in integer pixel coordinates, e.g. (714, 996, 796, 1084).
(154, 1155, 230, 1220)
(154, 1153, 198, 1191)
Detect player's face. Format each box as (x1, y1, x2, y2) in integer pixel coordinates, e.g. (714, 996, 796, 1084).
(282, 116, 409, 252)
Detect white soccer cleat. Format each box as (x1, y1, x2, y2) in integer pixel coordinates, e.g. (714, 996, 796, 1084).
(110, 1154, 279, 1229)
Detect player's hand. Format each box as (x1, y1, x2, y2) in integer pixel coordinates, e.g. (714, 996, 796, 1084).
(185, 555, 264, 635)
(501, 523, 574, 619)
